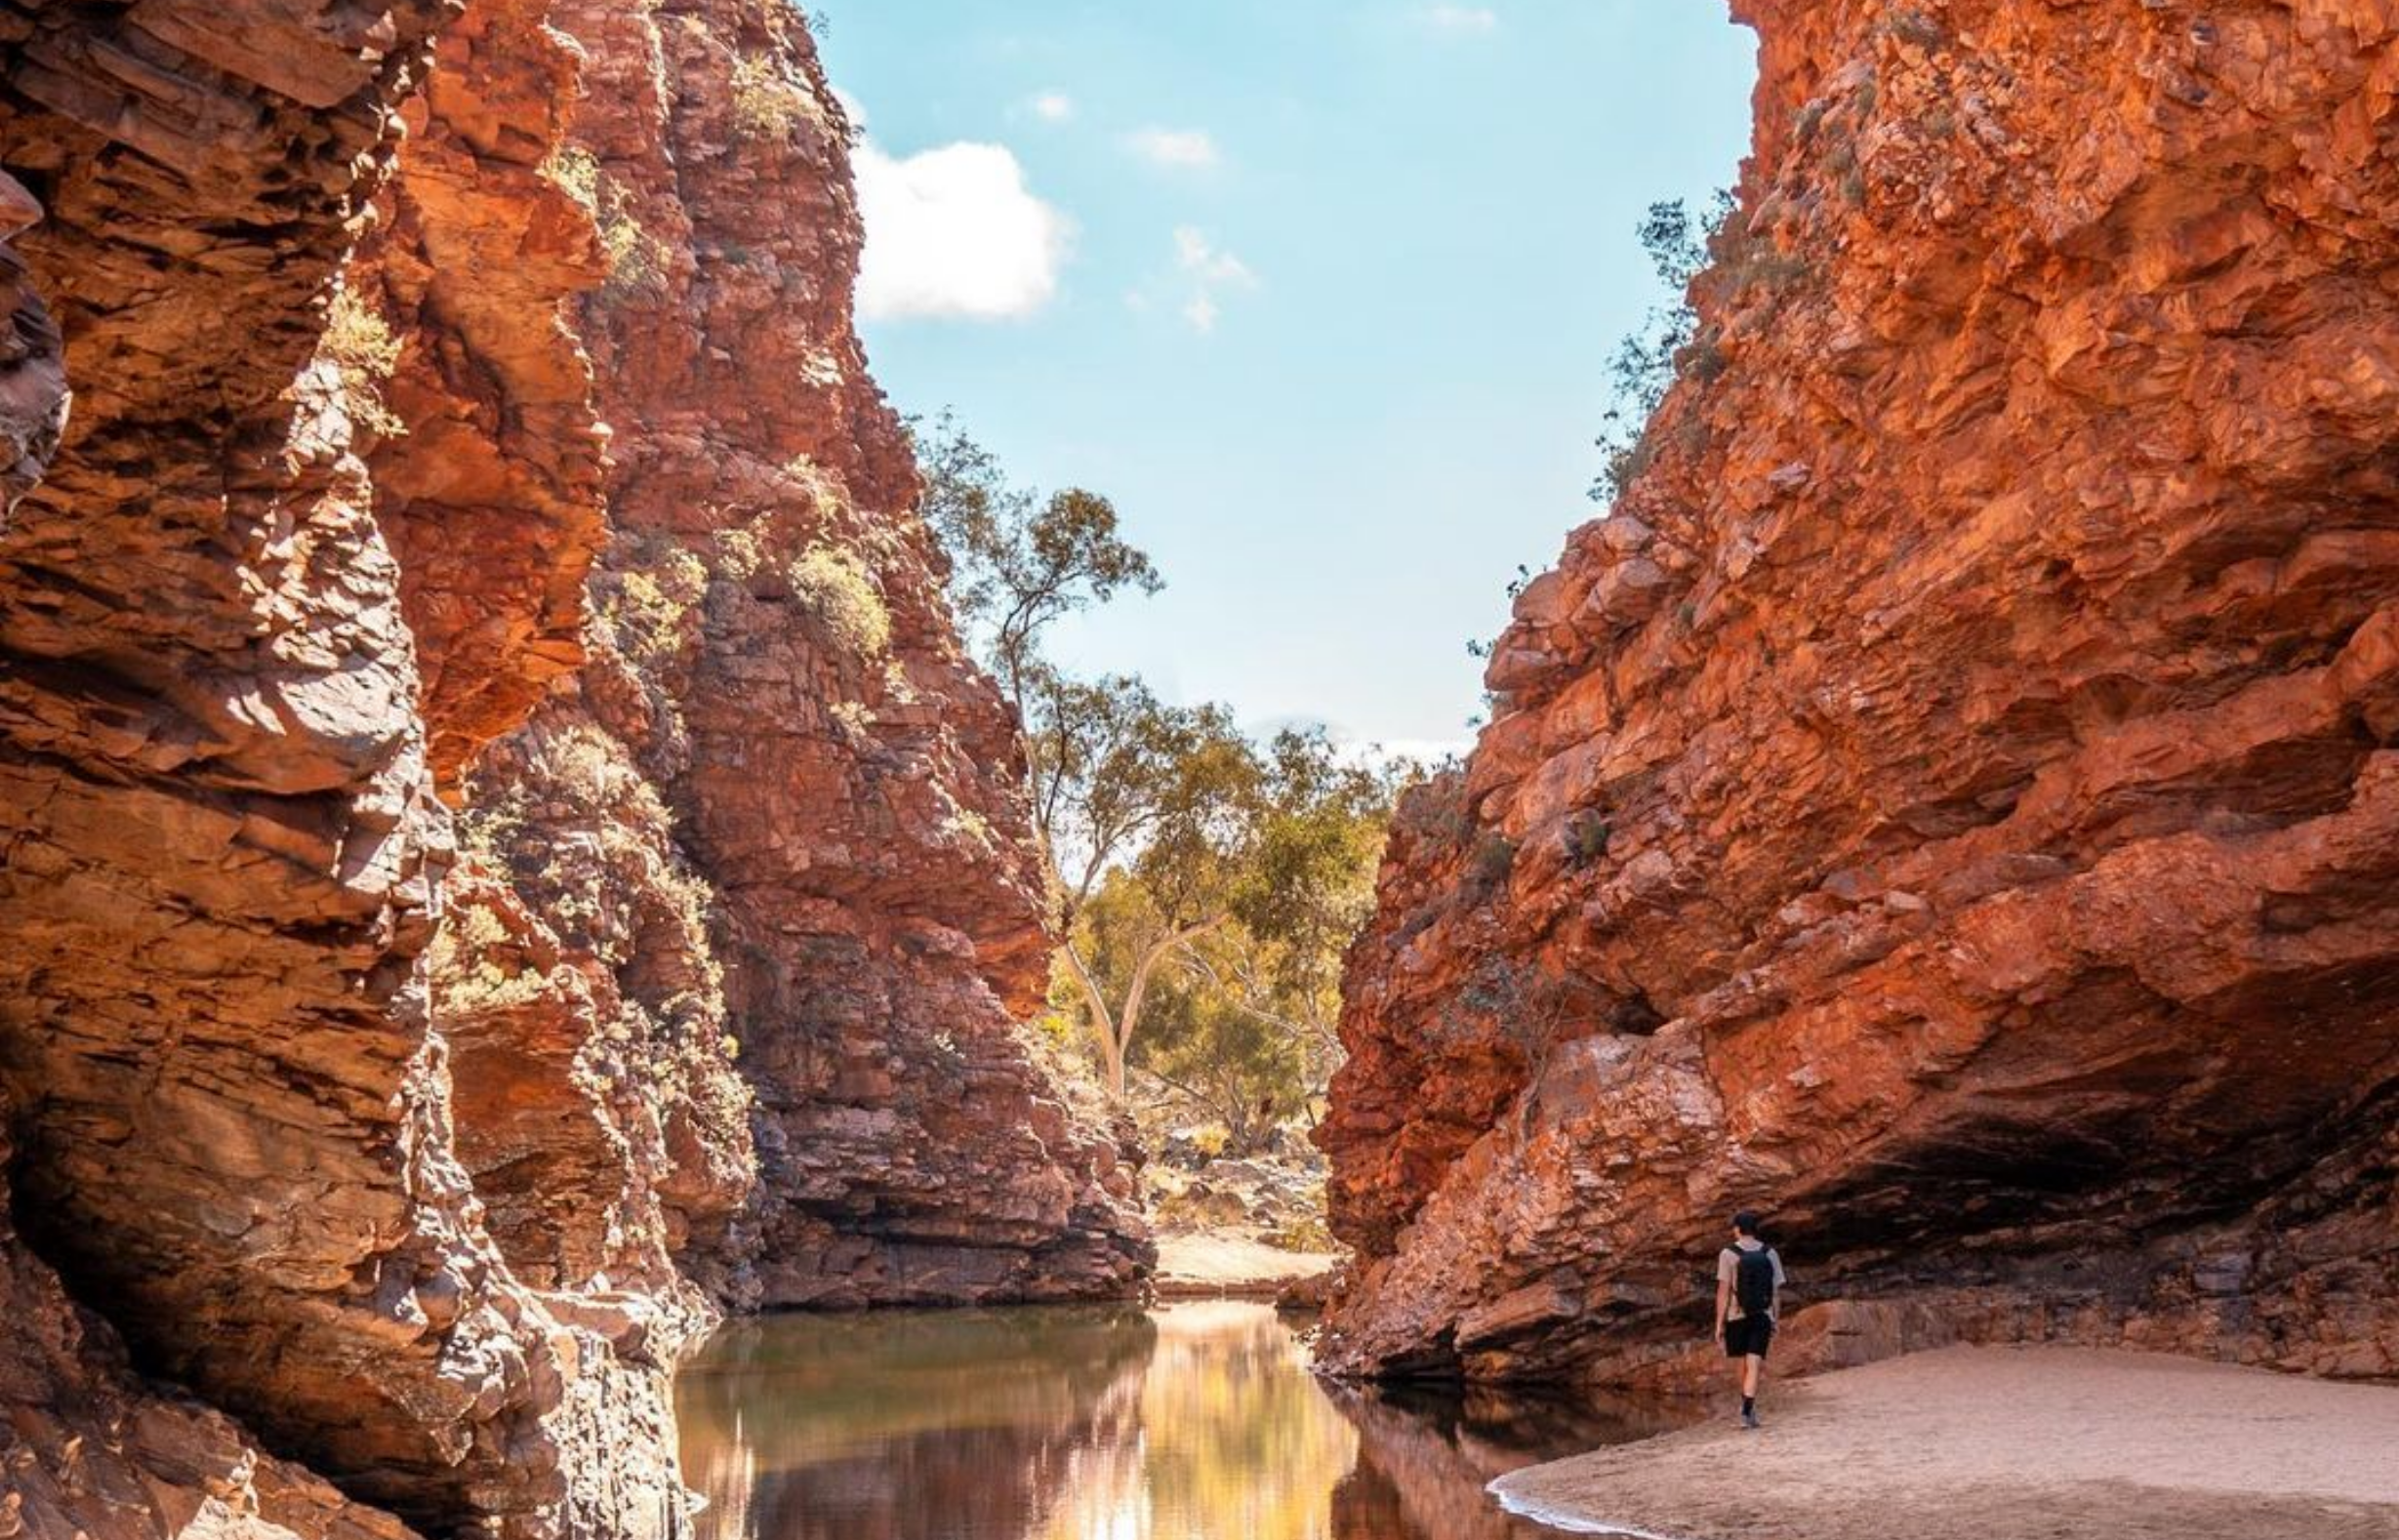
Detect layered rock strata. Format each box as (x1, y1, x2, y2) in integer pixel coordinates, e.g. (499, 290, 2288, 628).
(0, 6, 638, 1531)
(494, 0, 1148, 1309)
(0, 0, 1145, 1536)
(0, 1097, 424, 1540)
(1320, 0, 2399, 1388)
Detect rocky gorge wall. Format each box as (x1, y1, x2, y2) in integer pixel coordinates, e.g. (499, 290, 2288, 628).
(495, 0, 1149, 1313)
(1319, 0, 2399, 1391)
(0, 2, 1144, 1537)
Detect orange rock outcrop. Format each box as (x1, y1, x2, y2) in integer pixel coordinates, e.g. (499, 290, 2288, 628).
(0, 0, 1145, 1535)
(1319, 0, 2399, 1390)
(508, 0, 1150, 1312)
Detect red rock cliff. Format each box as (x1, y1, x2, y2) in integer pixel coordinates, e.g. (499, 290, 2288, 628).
(514, 0, 1149, 1309)
(0, 5, 633, 1532)
(0, 0, 1145, 1534)
(1319, 0, 2399, 1389)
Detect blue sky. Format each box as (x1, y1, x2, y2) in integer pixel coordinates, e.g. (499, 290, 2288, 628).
(822, 1, 1758, 755)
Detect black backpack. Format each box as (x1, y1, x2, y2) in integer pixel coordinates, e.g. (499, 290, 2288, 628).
(1734, 1246, 1777, 1317)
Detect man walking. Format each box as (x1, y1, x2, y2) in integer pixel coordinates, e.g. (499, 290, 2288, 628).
(1714, 1210, 1785, 1429)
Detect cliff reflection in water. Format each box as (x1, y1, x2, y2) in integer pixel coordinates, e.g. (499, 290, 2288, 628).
(676, 1301, 1674, 1540)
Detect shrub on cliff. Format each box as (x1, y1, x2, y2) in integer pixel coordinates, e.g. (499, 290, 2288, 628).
(730, 54, 816, 140)
(318, 285, 407, 440)
(542, 147, 669, 300)
(1591, 191, 1734, 504)
(789, 544, 891, 657)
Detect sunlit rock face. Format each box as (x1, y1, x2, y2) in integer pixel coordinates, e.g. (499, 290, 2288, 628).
(1319, 0, 2399, 1388)
(500, 0, 1151, 1310)
(0, 0, 1142, 1535)
(0, 4, 617, 1530)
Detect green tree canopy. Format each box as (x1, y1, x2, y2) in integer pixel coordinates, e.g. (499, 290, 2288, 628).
(913, 411, 1161, 716)
(918, 414, 1410, 1114)
(1066, 725, 1404, 1107)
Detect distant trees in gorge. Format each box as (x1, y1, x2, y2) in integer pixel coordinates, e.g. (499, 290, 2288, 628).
(915, 412, 1408, 1145)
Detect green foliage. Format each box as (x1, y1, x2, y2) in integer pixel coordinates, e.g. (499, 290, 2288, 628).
(1270, 1203, 1335, 1253)
(712, 522, 767, 581)
(1468, 831, 1518, 897)
(550, 146, 670, 301)
(1884, 6, 1945, 48)
(914, 411, 1162, 715)
(1465, 564, 1535, 662)
(1590, 191, 1735, 505)
(592, 176, 668, 299)
(788, 544, 891, 657)
(1067, 726, 1407, 1129)
(1586, 185, 1829, 507)
(1228, 728, 1396, 992)
(428, 902, 551, 1013)
(323, 286, 402, 377)
(543, 145, 602, 210)
(1565, 808, 1613, 866)
(1078, 881, 1304, 1153)
(730, 53, 813, 139)
(917, 412, 1409, 1125)
(320, 285, 408, 440)
(605, 547, 709, 669)
(1450, 955, 1575, 1057)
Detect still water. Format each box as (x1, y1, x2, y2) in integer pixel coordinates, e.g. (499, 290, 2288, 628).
(676, 1301, 1680, 1540)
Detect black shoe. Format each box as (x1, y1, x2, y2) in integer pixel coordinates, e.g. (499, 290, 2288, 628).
(1741, 1408, 1761, 1430)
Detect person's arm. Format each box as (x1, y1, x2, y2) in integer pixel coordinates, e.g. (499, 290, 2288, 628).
(1770, 1248, 1788, 1318)
(1714, 1255, 1731, 1339)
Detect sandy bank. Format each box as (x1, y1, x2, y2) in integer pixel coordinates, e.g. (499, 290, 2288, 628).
(1490, 1346, 2399, 1540)
(1153, 1234, 1337, 1299)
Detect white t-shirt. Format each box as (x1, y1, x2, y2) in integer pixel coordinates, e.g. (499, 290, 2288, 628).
(1718, 1239, 1786, 1321)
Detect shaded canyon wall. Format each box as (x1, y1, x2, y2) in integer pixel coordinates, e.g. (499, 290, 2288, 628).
(1319, 0, 2399, 1391)
(0, 1, 1146, 1536)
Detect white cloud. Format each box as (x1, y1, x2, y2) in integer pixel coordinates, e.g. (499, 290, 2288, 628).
(1030, 91, 1076, 122)
(1422, 4, 1499, 35)
(1171, 225, 1258, 334)
(1129, 127, 1222, 170)
(1176, 226, 1255, 286)
(854, 141, 1071, 322)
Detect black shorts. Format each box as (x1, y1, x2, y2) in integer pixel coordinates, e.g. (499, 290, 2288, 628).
(1724, 1316, 1774, 1358)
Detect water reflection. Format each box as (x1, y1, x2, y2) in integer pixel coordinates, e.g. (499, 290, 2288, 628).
(677, 1302, 1677, 1540)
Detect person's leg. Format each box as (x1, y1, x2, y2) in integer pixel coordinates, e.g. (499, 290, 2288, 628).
(1742, 1326, 1774, 1427)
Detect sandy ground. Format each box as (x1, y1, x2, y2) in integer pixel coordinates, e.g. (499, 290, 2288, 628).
(1152, 1233, 1337, 1299)
(1490, 1346, 2399, 1540)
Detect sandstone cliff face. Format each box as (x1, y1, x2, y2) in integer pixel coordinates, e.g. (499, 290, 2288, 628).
(0, 7, 640, 1531)
(1320, 0, 2399, 1389)
(0, 0, 1143, 1536)
(499, 0, 1150, 1309)
(0, 1097, 420, 1540)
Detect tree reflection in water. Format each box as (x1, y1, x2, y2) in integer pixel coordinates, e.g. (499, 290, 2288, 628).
(676, 1302, 1683, 1540)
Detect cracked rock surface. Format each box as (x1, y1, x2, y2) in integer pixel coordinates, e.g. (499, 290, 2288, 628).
(1318, 0, 2399, 1391)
